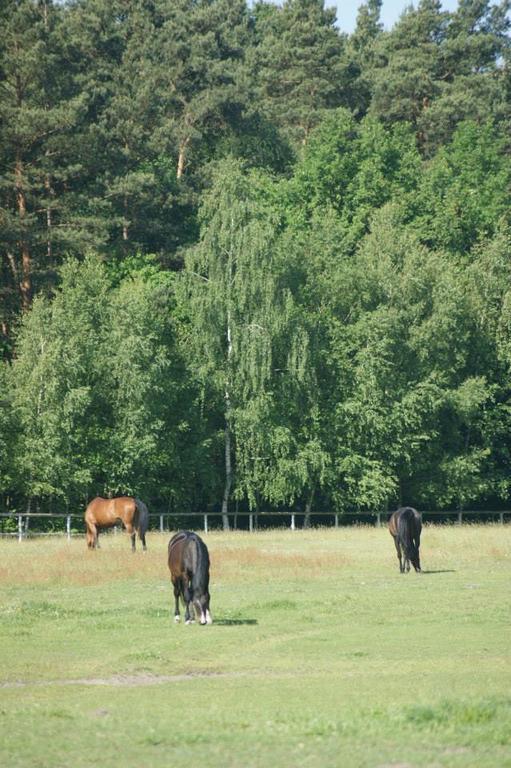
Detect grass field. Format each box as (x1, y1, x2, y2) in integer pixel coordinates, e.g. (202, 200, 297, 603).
(0, 524, 510, 768)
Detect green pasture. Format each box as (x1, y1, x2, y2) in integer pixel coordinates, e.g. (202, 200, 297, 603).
(0, 525, 510, 767)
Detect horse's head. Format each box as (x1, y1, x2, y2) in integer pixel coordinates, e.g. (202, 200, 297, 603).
(193, 589, 212, 625)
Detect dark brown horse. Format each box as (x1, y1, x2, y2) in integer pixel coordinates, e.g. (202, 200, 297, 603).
(388, 506, 422, 573)
(168, 531, 212, 625)
(84, 496, 148, 551)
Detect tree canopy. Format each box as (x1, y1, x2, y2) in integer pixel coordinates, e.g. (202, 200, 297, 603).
(2, 0, 511, 521)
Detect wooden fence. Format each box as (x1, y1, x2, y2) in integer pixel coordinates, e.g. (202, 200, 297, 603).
(0, 509, 510, 542)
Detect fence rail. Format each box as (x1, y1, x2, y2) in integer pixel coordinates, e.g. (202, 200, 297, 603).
(0, 509, 510, 541)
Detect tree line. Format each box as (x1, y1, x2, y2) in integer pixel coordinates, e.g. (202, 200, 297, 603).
(1, 0, 511, 521)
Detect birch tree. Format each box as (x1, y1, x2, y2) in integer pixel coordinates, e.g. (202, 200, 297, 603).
(184, 159, 307, 526)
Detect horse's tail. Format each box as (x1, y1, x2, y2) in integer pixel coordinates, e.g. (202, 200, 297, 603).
(190, 533, 210, 596)
(134, 498, 149, 537)
(398, 507, 421, 569)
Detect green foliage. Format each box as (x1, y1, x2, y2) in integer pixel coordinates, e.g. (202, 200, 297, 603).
(9, 257, 112, 503)
(408, 121, 511, 254)
(369, 0, 510, 152)
(185, 159, 310, 510)
(286, 109, 421, 250)
(0, 363, 15, 494)
(2, 0, 511, 514)
(254, 0, 349, 147)
(7, 255, 199, 509)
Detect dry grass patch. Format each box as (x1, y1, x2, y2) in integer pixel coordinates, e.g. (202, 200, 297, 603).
(0, 535, 166, 587)
(212, 545, 346, 581)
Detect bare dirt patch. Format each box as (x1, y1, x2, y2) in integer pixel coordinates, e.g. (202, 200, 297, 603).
(0, 670, 242, 688)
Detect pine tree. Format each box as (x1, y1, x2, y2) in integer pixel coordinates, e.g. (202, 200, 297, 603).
(254, 0, 349, 148)
(368, 0, 510, 152)
(369, 0, 448, 134)
(0, 0, 81, 325)
(345, 0, 384, 116)
(144, 0, 249, 181)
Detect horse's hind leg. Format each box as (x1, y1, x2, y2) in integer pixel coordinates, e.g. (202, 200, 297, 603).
(393, 536, 403, 573)
(413, 537, 421, 572)
(182, 580, 194, 624)
(139, 530, 147, 552)
(125, 522, 136, 552)
(86, 522, 99, 549)
(172, 581, 181, 623)
(404, 550, 411, 572)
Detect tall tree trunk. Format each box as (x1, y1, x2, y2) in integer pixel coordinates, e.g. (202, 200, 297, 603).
(303, 484, 315, 529)
(123, 194, 129, 241)
(221, 313, 233, 531)
(176, 136, 190, 179)
(45, 171, 54, 261)
(221, 418, 232, 531)
(15, 155, 32, 310)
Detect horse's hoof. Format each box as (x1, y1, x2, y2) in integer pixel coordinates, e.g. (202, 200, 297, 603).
(185, 619, 194, 625)
(174, 615, 180, 623)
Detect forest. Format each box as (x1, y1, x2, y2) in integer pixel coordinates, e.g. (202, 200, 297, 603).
(1, 0, 511, 522)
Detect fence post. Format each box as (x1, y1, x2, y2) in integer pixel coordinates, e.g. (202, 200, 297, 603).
(500, 512, 504, 525)
(290, 514, 295, 531)
(249, 514, 253, 533)
(204, 514, 208, 534)
(18, 514, 23, 542)
(457, 511, 463, 525)
(66, 515, 71, 541)
(160, 514, 164, 533)
(334, 514, 339, 528)
(376, 512, 381, 528)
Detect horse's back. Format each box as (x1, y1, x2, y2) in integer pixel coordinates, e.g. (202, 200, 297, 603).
(168, 531, 190, 576)
(396, 506, 421, 539)
(389, 506, 421, 537)
(85, 495, 135, 525)
(85, 496, 110, 523)
(168, 531, 209, 579)
(112, 496, 137, 519)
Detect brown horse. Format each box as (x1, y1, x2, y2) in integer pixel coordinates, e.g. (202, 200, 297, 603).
(168, 531, 212, 625)
(388, 506, 422, 573)
(84, 496, 149, 551)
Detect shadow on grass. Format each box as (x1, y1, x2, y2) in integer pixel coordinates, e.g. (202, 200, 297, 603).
(214, 618, 258, 626)
(420, 569, 456, 574)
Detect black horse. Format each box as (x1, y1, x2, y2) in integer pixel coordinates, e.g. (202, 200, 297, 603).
(168, 531, 212, 625)
(388, 507, 422, 573)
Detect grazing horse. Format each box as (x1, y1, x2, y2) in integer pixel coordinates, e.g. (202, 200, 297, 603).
(388, 506, 422, 573)
(168, 531, 212, 625)
(84, 496, 148, 551)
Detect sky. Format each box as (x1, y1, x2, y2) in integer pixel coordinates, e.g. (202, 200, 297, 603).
(332, 0, 460, 34)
